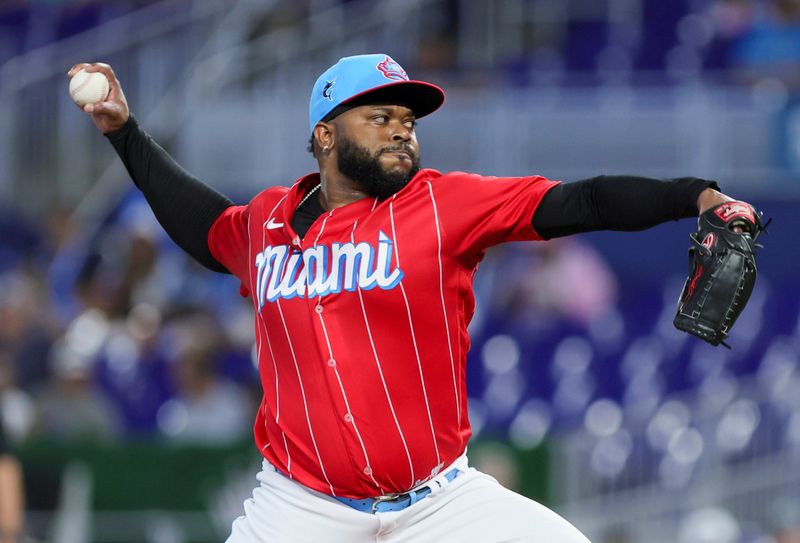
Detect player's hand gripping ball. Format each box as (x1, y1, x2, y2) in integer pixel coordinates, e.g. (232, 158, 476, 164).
(69, 68, 109, 107)
(673, 201, 769, 347)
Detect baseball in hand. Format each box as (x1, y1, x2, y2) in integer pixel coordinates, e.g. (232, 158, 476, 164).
(69, 69, 109, 107)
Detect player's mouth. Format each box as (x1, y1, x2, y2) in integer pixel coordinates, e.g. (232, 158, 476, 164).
(381, 149, 413, 162)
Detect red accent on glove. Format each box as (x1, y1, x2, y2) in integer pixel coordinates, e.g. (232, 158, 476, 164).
(713, 202, 756, 224)
(685, 264, 704, 300)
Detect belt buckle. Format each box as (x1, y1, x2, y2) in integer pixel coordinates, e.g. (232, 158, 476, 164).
(370, 493, 402, 513)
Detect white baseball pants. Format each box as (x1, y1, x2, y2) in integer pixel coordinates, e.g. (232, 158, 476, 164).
(225, 454, 591, 543)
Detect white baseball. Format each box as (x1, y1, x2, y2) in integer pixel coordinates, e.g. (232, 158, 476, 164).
(69, 69, 109, 107)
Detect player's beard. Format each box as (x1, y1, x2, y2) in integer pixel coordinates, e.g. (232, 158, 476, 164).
(336, 135, 421, 200)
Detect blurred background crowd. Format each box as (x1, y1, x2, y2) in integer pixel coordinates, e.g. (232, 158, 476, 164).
(2, 0, 800, 83)
(1, 0, 800, 542)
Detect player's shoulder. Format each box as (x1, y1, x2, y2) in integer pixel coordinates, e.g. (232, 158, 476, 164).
(422, 169, 557, 186)
(243, 184, 293, 216)
(413, 169, 482, 185)
(415, 169, 502, 188)
(249, 185, 290, 204)
(403, 170, 502, 202)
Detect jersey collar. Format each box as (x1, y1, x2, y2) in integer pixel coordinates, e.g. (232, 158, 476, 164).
(279, 169, 435, 243)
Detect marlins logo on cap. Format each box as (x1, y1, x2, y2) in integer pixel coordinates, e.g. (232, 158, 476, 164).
(322, 79, 336, 101)
(308, 54, 445, 134)
(376, 56, 409, 81)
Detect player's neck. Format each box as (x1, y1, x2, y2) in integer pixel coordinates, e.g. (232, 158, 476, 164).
(318, 171, 371, 210)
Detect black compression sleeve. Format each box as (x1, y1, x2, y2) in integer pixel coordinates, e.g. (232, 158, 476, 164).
(532, 175, 720, 239)
(105, 116, 233, 273)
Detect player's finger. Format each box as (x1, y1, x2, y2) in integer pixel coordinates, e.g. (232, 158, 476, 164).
(106, 78, 124, 99)
(67, 63, 90, 78)
(84, 101, 118, 115)
(83, 63, 116, 80)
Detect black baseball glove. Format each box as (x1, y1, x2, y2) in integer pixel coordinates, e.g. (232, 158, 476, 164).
(673, 201, 769, 348)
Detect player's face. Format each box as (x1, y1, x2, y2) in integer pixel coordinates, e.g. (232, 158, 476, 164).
(333, 104, 421, 199)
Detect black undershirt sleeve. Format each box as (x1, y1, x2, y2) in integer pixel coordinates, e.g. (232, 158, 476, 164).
(532, 175, 719, 239)
(105, 115, 233, 273)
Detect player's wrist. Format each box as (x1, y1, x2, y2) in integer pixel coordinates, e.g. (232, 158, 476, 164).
(696, 188, 733, 215)
(104, 113, 136, 141)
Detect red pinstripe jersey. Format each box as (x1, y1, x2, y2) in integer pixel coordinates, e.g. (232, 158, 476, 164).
(208, 168, 558, 498)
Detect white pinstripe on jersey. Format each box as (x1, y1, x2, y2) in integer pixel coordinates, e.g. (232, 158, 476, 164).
(254, 305, 291, 474)
(256, 195, 289, 467)
(388, 197, 442, 467)
(312, 211, 333, 246)
(350, 219, 416, 489)
(424, 179, 461, 425)
(276, 297, 335, 495)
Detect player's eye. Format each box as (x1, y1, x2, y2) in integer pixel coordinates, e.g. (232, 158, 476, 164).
(404, 119, 417, 130)
(372, 115, 389, 124)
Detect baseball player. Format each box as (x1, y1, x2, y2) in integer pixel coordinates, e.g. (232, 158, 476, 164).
(69, 54, 762, 542)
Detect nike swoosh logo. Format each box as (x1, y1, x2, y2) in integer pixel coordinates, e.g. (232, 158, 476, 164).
(266, 219, 284, 230)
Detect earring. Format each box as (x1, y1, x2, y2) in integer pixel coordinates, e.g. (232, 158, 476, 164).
(323, 146, 329, 153)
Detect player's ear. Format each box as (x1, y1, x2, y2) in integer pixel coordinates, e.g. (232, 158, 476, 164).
(314, 123, 334, 154)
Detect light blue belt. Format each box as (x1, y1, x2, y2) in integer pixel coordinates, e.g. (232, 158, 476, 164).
(335, 468, 461, 514)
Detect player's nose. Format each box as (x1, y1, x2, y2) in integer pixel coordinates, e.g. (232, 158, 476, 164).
(391, 127, 412, 142)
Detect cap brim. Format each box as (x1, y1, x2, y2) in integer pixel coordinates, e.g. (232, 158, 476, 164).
(332, 80, 445, 120)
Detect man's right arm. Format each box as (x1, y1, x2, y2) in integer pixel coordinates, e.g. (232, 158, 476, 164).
(69, 62, 233, 273)
(105, 116, 233, 273)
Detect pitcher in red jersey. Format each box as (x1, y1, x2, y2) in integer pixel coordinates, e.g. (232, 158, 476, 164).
(71, 53, 746, 542)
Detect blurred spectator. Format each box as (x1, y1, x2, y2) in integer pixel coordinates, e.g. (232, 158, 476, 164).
(726, 0, 800, 88)
(0, 354, 35, 444)
(156, 313, 253, 445)
(65, 204, 180, 436)
(481, 238, 618, 332)
(33, 339, 120, 441)
(94, 303, 174, 436)
(39, 190, 259, 442)
(0, 271, 57, 391)
(710, 0, 755, 41)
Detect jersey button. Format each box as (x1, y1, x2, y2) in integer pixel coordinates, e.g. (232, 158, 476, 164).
(327, 358, 336, 368)
(315, 305, 323, 314)
(343, 413, 353, 423)
(292, 236, 301, 246)
(363, 466, 373, 475)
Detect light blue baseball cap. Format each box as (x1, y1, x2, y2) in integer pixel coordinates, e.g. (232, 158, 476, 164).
(309, 54, 445, 134)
